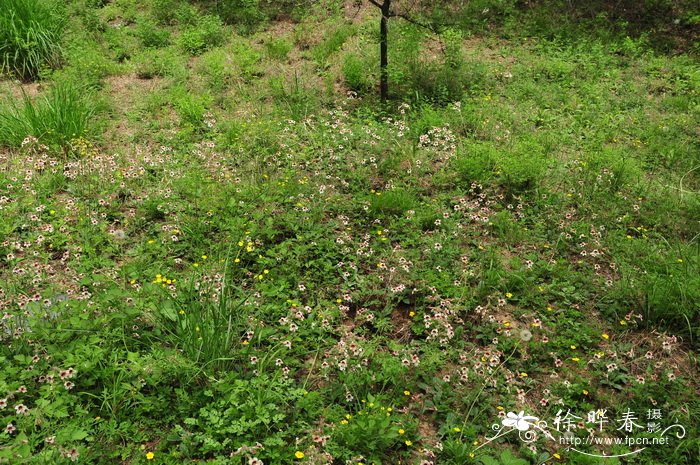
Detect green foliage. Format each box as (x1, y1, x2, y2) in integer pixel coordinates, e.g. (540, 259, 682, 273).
(370, 189, 417, 217)
(214, 0, 266, 32)
(310, 23, 355, 64)
(495, 140, 548, 194)
(156, 267, 247, 374)
(342, 54, 372, 92)
(178, 15, 225, 55)
(264, 37, 292, 60)
(0, 82, 94, 148)
(136, 20, 171, 48)
(174, 374, 306, 460)
(0, 0, 65, 81)
(133, 47, 187, 79)
(329, 395, 412, 464)
(453, 142, 497, 185)
(0, 2, 699, 465)
(170, 86, 212, 130)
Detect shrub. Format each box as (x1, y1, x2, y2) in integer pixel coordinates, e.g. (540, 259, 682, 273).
(0, 0, 65, 81)
(0, 82, 94, 148)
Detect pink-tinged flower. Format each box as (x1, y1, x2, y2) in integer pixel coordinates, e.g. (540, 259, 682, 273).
(5, 423, 16, 434)
(14, 404, 29, 415)
(502, 411, 539, 431)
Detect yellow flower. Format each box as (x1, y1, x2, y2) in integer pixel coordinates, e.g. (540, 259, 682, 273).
(234, 258, 240, 263)
(242, 340, 249, 345)
(571, 357, 580, 362)
(620, 320, 627, 326)
(553, 453, 561, 459)
(398, 429, 405, 434)
(453, 427, 461, 432)
(340, 419, 348, 425)
(201, 255, 207, 259)
(146, 452, 155, 460)
(404, 440, 412, 446)
(520, 372, 528, 377)
(505, 292, 513, 298)
(409, 311, 415, 317)
(582, 390, 589, 395)
(294, 451, 305, 459)
(403, 390, 410, 396)
(602, 333, 609, 340)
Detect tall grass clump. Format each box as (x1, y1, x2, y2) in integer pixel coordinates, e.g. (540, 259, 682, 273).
(0, 0, 65, 81)
(157, 261, 249, 374)
(0, 82, 94, 148)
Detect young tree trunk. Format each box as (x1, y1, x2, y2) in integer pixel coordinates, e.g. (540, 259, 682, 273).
(379, 0, 390, 103)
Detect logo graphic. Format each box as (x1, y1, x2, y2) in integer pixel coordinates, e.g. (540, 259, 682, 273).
(476, 407, 686, 459)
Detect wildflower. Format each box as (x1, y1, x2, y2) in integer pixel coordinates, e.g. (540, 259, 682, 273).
(602, 333, 609, 340)
(405, 440, 413, 446)
(398, 428, 405, 434)
(14, 404, 29, 415)
(5, 423, 15, 434)
(65, 448, 79, 461)
(403, 390, 411, 396)
(146, 452, 155, 460)
(294, 451, 305, 459)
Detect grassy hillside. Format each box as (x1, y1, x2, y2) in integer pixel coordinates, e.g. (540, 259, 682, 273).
(0, 1, 698, 464)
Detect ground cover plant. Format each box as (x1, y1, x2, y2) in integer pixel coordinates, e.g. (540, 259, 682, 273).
(0, 0, 698, 464)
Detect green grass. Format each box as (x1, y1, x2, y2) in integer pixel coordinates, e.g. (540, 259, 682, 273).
(0, 0, 65, 81)
(0, 81, 94, 148)
(0, 1, 698, 464)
